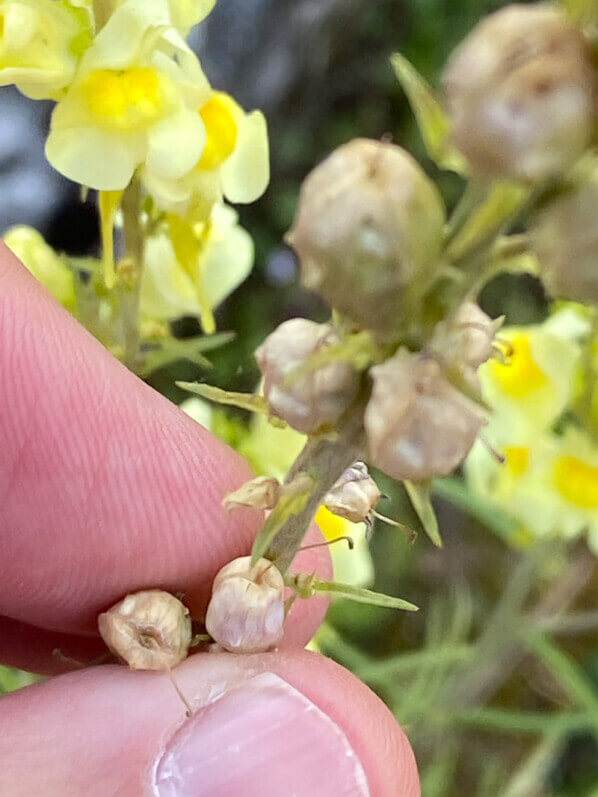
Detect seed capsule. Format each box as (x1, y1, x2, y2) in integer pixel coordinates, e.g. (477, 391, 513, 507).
(98, 590, 192, 670)
(443, 4, 594, 181)
(205, 557, 285, 654)
(286, 138, 445, 335)
(223, 476, 281, 511)
(365, 350, 486, 481)
(255, 318, 359, 434)
(324, 462, 382, 524)
(531, 171, 598, 302)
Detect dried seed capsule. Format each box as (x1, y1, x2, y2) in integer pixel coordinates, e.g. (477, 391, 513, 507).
(223, 476, 281, 511)
(442, 4, 594, 181)
(433, 301, 498, 393)
(205, 557, 285, 653)
(365, 350, 486, 481)
(286, 138, 445, 335)
(98, 590, 192, 670)
(255, 318, 359, 433)
(324, 462, 382, 523)
(448, 302, 496, 371)
(531, 171, 598, 302)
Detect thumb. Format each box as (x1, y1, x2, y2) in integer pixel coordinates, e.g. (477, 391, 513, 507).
(0, 649, 419, 797)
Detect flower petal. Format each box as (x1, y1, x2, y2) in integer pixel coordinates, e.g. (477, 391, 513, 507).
(221, 110, 269, 203)
(141, 233, 200, 320)
(45, 125, 143, 190)
(202, 207, 254, 308)
(146, 107, 206, 180)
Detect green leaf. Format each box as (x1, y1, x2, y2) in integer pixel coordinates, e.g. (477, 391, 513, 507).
(527, 635, 598, 715)
(177, 382, 273, 416)
(312, 579, 418, 611)
(250, 477, 314, 565)
(139, 333, 234, 377)
(452, 707, 595, 735)
(404, 480, 443, 547)
(391, 52, 467, 174)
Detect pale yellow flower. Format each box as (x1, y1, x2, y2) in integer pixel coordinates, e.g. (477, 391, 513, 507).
(0, 0, 91, 100)
(142, 90, 269, 219)
(3, 225, 75, 308)
(466, 421, 598, 553)
(167, 0, 215, 31)
(544, 427, 598, 552)
(140, 203, 253, 330)
(45, 0, 209, 190)
(480, 318, 581, 432)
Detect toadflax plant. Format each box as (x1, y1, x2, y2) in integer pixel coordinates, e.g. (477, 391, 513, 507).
(5, 0, 598, 701)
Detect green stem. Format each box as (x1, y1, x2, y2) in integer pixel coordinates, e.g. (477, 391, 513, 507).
(263, 391, 368, 574)
(120, 178, 145, 371)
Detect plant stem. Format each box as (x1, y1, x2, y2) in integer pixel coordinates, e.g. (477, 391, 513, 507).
(265, 391, 368, 573)
(120, 179, 145, 370)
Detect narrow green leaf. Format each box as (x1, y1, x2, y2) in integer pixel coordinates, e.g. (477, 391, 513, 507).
(503, 736, 565, 797)
(391, 52, 467, 174)
(313, 579, 418, 611)
(250, 479, 313, 565)
(527, 634, 598, 714)
(176, 382, 273, 416)
(404, 480, 443, 547)
(452, 707, 595, 735)
(139, 332, 235, 377)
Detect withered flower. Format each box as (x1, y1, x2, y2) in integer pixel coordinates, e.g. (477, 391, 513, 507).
(365, 350, 486, 481)
(443, 4, 593, 180)
(286, 138, 445, 335)
(205, 557, 285, 653)
(98, 590, 192, 670)
(255, 318, 359, 434)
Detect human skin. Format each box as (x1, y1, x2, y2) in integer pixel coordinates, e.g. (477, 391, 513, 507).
(0, 246, 420, 796)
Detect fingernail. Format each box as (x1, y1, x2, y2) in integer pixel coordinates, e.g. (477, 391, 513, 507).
(153, 672, 370, 796)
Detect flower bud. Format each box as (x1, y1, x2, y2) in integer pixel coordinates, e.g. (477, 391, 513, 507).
(531, 171, 598, 302)
(255, 318, 359, 433)
(324, 461, 382, 524)
(98, 590, 192, 670)
(286, 138, 445, 334)
(4, 225, 75, 309)
(442, 4, 594, 181)
(365, 350, 486, 481)
(205, 557, 285, 653)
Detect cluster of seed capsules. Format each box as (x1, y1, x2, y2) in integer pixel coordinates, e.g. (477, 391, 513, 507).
(98, 2, 598, 672)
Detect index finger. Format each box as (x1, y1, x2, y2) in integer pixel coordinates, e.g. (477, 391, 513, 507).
(0, 248, 330, 665)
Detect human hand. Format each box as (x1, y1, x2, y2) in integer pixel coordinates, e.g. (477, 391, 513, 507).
(0, 247, 419, 796)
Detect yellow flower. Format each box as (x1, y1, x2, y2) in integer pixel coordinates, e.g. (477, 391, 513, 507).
(167, 0, 215, 31)
(547, 428, 598, 551)
(480, 317, 581, 431)
(3, 225, 75, 308)
(315, 506, 374, 587)
(45, 0, 210, 190)
(142, 90, 269, 219)
(466, 421, 598, 553)
(0, 0, 91, 100)
(140, 203, 253, 330)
